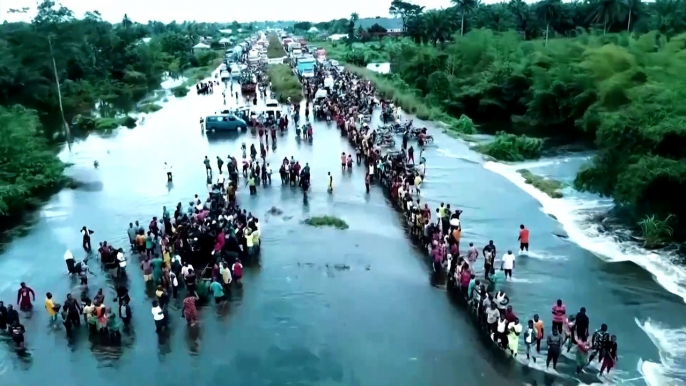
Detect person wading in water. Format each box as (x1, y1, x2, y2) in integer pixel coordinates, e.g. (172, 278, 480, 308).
(17, 282, 35, 312)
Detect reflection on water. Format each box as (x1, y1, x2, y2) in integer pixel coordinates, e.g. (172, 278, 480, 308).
(0, 75, 681, 386)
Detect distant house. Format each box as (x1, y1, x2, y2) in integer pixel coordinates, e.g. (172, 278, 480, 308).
(237, 28, 243, 33)
(193, 42, 211, 53)
(308, 26, 319, 33)
(219, 37, 232, 45)
(328, 34, 348, 41)
(137, 37, 152, 45)
(219, 29, 232, 34)
(387, 28, 402, 33)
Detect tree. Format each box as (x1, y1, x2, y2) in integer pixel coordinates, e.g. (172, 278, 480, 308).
(624, 0, 643, 32)
(508, 0, 531, 36)
(589, 0, 624, 33)
(536, 0, 562, 45)
(293, 22, 312, 31)
(389, 0, 425, 32)
(122, 13, 133, 28)
(451, 0, 479, 35)
(423, 9, 456, 45)
(368, 23, 388, 34)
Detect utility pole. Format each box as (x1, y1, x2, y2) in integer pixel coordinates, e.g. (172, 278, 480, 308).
(48, 34, 71, 149)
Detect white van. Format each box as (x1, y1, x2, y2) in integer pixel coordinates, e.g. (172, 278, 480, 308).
(324, 76, 334, 89)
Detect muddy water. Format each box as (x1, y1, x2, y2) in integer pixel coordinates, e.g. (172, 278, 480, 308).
(0, 82, 518, 386)
(0, 73, 680, 386)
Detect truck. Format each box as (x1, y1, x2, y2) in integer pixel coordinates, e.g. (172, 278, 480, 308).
(296, 57, 316, 77)
(248, 50, 259, 66)
(287, 42, 301, 52)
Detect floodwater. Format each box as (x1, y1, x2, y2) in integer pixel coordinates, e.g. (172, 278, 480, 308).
(0, 72, 684, 386)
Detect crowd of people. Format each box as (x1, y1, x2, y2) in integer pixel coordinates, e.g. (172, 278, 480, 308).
(0, 150, 266, 351)
(289, 59, 620, 378)
(0, 40, 619, 381)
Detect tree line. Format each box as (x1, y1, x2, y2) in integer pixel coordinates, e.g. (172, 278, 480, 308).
(0, 0, 245, 226)
(393, 0, 686, 45)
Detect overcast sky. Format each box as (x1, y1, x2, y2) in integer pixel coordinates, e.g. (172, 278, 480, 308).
(1, 0, 454, 23)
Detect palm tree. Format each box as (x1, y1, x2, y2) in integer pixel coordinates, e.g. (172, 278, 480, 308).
(650, 0, 685, 34)
(624, 0, 643, 31)
(350, 12, 360, 25)
(590, 0, 623, 33)
(122, 13, 132, 28)
(424, 9, 456, 46)
(451, 0, 479, 35)
(481, 3, 515, 32)
(509, 0, 529, 32)
(536, 0, 562, 45)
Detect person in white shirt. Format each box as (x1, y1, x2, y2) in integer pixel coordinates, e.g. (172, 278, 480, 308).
(501, 250, 516, 280)
(417, 163, 426, 178)
(116, 248, 127, 277)
(151, 300, 165, 332)
(181, 263, 194, 279)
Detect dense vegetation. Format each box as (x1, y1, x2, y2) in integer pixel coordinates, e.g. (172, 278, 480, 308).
(307, 0, 686, 242)
(266, 33, 287, 58)
(267, 65, 303, 103)
(0, 1, 246, 224)
(0, 106, 67, 217)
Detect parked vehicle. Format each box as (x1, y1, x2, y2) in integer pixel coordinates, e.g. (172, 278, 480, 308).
(205, 114, 247, 133)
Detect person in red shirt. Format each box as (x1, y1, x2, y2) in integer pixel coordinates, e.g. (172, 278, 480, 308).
(518, 224, 530, 252)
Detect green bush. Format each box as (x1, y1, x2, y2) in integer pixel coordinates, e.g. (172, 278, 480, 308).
(172, 86, 189, 97)
(0, 106, 67, 218)
(94, 117, 120, 130)
(450, 114, 477, 135)
(517, 169, 563, 198)
(94, 116, 137, 130)
(118, 115, 137, 129)
(478, 132, 543, 162)
(267, 64, 303, 103)
(303, 215, 349, 230)
(137, 103, 163, 114)
(638, 215, 674, 249)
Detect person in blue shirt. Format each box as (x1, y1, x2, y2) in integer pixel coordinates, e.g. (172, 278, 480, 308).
(210, 278, 225, 304)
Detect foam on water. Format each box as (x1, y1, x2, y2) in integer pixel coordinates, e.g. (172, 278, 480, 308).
(436, 147, 480, 164)
(483, 160, 686, 303)
(522, 250, 568, 260)
(636, 318, 686, 386)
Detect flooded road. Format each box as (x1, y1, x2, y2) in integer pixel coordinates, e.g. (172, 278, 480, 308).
(0, 72, 683, 386)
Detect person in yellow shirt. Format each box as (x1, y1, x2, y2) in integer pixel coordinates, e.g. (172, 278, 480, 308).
(245, 228, 254, 257)
(45, 292, 57, 323)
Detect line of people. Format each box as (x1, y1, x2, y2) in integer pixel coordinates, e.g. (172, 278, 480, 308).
(309, 62, 620, 379)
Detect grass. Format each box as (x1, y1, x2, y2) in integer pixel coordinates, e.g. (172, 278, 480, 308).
(267, 64, 303, 103)
(136, 103, 163, 114)
(638, 214, 674, 249)
(476, 131, 543, 162)
(517, 169, 563, 198)
(303, 215, 349, 230)
(182, 56, 223, 86)
(267, 33, 287, 58)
